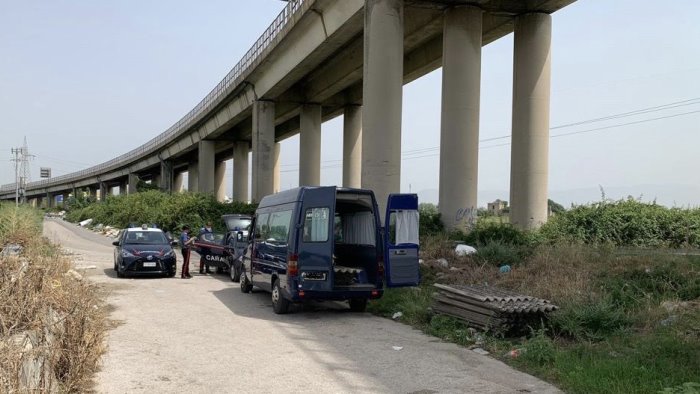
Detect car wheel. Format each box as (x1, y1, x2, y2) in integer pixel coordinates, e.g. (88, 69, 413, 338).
(216, 266, 224, 275)
(240, 271, 252, 293)
(271, 279, 289, 315)
(349, 298, 368, 312)
(230, 263, 241, 283)
(113, 260, 117, 271)
(117, 266, 124, 278)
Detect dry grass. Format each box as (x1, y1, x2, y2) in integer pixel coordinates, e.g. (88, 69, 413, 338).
(0, 205, 107, 393)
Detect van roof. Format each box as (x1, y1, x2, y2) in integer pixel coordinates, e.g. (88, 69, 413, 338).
(257, 186, 373, 209)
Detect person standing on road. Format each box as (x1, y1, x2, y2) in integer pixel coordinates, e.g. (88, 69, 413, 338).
(198, 222, 214, 274)
(180, 226, 194, 279)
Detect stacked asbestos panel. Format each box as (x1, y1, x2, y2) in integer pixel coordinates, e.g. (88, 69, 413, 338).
(432, 284, 558, 331)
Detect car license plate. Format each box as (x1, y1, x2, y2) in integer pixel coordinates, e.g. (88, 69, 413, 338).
(143, 262, 156, 267)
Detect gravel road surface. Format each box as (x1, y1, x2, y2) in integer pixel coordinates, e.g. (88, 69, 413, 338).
(43, 218, 560, 394)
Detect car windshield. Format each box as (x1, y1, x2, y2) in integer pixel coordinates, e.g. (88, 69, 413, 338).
(199, 232, 224, 243)
(224, 217, 252, 232)
(123, 231, 168, 245)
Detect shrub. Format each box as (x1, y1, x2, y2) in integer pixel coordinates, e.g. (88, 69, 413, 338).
(551, 299, 630, 341)
(522, 329, 556, 366)
(539, 198, 700, 248)
(64, 190, 257, 233)
(419, 203, 443, 236)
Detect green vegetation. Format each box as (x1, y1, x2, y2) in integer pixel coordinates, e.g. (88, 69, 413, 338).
(64, 190, 256, 232)
(0, 204, 106, 392)
(370, 197, 700, 394)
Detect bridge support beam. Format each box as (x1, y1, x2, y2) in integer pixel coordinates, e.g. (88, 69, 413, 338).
(509, 12, 552, 230)
(439, 5, 482, 231)
(127, 173, 139, 195)
(252, 100, 275, 202)
(362, 0, 404, 218)
(188, 162, 199, 192)
(173, 172, 184, 193)
(273, 142, 281, 193)
(299, 104, 321, 186)
(214, 160, 226, 202)
(159, 160, 173, 192)
(232, 141, 249, 202)
(198, 141, 216, 195)
(343, 105, 362, 188)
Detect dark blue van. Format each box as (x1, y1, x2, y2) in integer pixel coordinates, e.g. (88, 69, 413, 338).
(239, 186, 420, 314)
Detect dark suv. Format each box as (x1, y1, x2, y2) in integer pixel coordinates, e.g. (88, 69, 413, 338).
(113, 226, 177, 278)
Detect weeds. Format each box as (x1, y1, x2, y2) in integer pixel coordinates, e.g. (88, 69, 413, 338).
(0, 204, 107, 392)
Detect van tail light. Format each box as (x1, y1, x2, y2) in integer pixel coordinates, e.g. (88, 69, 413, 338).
(288, 253, 299, 277)
(377, 254, 385, 277)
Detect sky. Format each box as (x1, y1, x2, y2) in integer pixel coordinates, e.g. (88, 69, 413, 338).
(1, 0, 699, 207)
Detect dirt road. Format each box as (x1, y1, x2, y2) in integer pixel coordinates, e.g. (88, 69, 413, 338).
(43, 218, 560, 394)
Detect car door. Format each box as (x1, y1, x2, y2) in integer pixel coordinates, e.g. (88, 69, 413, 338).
(384, 194, 421, 287)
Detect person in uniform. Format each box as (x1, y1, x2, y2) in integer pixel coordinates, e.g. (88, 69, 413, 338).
(179, 226, 193, 279)
(199, 222, 214, 274)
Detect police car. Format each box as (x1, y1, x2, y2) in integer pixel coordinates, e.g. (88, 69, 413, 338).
(112, 225, 177, 278)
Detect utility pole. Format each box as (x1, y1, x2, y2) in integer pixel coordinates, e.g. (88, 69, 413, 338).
(11, 147, 20, 206)
(10, 137, 34, 206)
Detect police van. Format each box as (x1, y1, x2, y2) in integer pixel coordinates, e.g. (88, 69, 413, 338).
(239, 186, 420, 314)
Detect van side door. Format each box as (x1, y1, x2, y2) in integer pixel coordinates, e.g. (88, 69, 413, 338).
(384, 194, 420, 287)
(298, 187, 336, 291)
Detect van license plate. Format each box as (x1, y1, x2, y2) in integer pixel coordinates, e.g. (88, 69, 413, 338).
(143, 262, 156, 267)
(302, 272, 326, 281)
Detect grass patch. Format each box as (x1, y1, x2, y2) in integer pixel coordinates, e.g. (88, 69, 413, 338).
(369, 234, 700, 394)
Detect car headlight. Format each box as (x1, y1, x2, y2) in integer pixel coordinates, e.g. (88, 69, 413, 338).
(163, 250, 175, 258)
(121, 250, 136, 258)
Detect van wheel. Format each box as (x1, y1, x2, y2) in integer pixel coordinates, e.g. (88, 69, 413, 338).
(271, 279, 289, 314)
(349, 298, 367, 312)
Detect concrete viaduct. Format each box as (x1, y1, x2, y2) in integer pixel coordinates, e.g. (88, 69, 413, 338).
(0, 0, 575, 230)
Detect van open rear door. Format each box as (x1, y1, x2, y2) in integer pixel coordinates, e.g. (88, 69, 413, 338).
(384, 194, 420, 287)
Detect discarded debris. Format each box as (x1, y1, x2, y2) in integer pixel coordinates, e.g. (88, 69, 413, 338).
(437, 258, 449, 268)
(432, 284, 558, 332)
(1, 243, 23, 257)
(78, 219, 93, 227)
(392, 346, 403, 351)
(455, 244, 477, 256)
(472, 347, 489, 355)
(392, 312, 403, 320)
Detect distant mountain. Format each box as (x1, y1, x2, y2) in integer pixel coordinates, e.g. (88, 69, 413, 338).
(417, 184, 700, 208)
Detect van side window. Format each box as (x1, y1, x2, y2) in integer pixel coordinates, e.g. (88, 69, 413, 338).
(267, 210, 293, 245)
(387, 210, 420, 245)
(303, 207, 329, 242)
(255, 213, 270, 240)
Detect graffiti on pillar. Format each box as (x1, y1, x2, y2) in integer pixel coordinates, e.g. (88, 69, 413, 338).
(455, 206, 478, 230)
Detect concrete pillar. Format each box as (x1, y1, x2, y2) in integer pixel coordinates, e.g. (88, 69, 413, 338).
(273, 142, 281, 193)
(252, 100, 275, 202)
(299, 104, 321, 186)
(509, 13, 552, 230)
(214, 160, 226, 202)
(439, 5, 482, 231)
(188, 162, 199, 192)
(46, 193, 53, 208)
(118, 181, 127, 195)
(232, 141, 249, 202)
(159, 160, 173, 192)
(198, 140, 216, 194)
(173, 172, 184, 193)
(127, 174, 139, 195)
(343, 105, 362, 188)
(99, 182, 109, 201)
(88, 186, 98, 200)
(362, 0, 404, 218)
